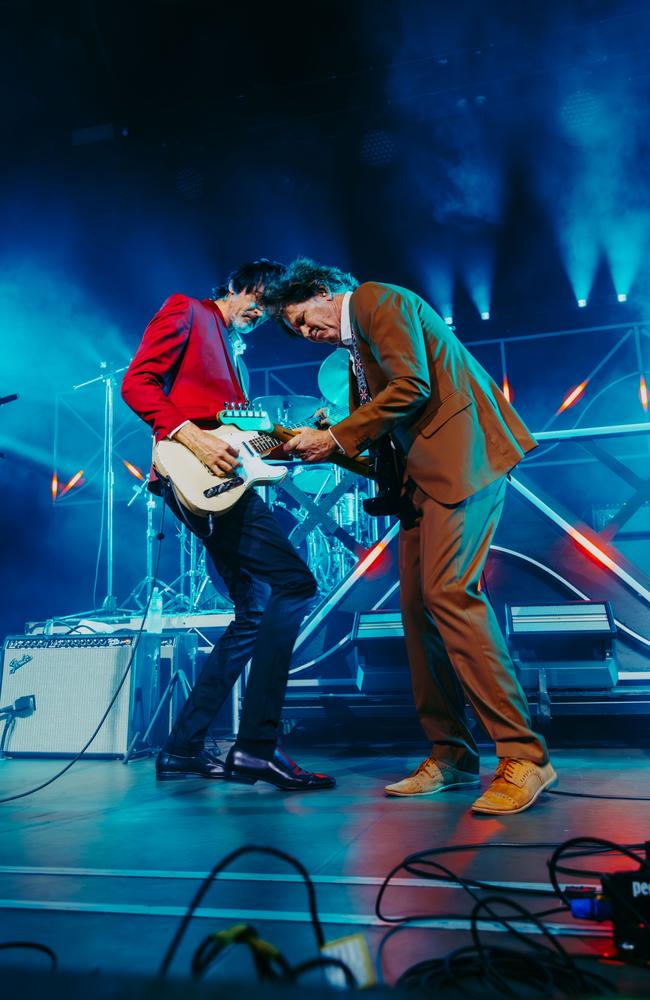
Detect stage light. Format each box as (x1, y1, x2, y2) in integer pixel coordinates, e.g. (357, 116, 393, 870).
(502, 376, 512, 403)
(640, 375, 649, 413)
(557, 380, 588, 414)
(481, 311, 490, 321)
(50, 472, 58, 502)
(617, 293, 627, 303)
(444, 315, 453, 326)
(123, 459, 144, 480)
(577, 298, 587, 308)
(59, 469, 84, 497)
(568, 526, 617, 572)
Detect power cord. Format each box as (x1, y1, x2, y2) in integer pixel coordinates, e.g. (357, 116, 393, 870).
(549, 788, 650, 802)
(548, 837, 648, 906)
(378, 839, 650, 992)
(0, 941, 57, 972)
(158, 845, 356, 987)
(395, 895, 615, 996)
(0, 504, 167, 805)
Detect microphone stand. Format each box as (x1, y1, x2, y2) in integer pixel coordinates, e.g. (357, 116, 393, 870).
(73, 364, 128, 614)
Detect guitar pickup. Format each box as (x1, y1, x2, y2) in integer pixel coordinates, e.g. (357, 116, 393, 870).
(203, 476, 244, 498)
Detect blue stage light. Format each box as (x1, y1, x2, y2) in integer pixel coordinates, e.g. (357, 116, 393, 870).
(481, 311, 490, 321)
(617, 293, 627, 303)
(578, 298, 587, 308)
(444, 315, 453, 326)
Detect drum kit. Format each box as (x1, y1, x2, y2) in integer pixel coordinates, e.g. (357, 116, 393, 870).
(127, 350, 383, 613)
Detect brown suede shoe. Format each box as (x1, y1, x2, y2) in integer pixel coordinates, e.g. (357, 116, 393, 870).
(385, 757, 480, 797)
(471, 758, 557, 815)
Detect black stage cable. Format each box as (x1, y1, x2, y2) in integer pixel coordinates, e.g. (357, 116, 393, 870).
(377, 838, 650, 990)
(0, 941, 58, 971)
(158, 845, 350, 980)
(394, 895, 616, 997)
(549, 788, 650, 801)
(378, 842, 647, 995)
(548, 837, 648, 907)
(375, 840, 646, 918)
(0, 504, 167, 805)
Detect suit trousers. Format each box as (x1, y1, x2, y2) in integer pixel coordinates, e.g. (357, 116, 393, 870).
(163, 486, 317, 759)
(398, 476, 548, 770)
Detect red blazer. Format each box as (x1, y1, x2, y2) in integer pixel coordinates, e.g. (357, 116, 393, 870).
(121, 294, 244, 441)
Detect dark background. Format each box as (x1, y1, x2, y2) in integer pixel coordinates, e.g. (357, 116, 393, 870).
(1, 0, 649, 636)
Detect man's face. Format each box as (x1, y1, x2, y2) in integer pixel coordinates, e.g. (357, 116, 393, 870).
(226, 287, 267, 334)
(283, 292, 342, 345)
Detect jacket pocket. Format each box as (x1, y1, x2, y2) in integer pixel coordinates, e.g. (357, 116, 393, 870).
(417, 389, 473, 438)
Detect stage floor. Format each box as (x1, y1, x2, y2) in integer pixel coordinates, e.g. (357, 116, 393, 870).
(1, 746, 650, 993)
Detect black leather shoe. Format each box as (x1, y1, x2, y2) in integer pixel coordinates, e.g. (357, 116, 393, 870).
(156, 747, 226, 782)
(225, 746, 335, 791)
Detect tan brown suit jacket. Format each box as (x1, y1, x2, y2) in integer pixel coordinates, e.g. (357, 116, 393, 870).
(330, 282, 537, 504)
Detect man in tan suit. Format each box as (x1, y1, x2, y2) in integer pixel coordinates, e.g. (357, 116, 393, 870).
(262, 258, 556, 815)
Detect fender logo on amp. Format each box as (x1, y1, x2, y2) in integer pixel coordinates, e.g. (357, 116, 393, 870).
(9, 654, 32, 674)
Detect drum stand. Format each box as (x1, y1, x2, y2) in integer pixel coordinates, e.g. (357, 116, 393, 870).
(125, 482, 180, 611)
(123, 664, 193, 762)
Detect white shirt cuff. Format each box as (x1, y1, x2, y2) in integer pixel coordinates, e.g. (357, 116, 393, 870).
(328, 428, 345, 454)
(168, 420, 190, 439)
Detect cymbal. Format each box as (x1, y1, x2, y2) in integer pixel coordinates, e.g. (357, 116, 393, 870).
(253, 394, 321, 424)
(323, 405, 349, 425)
(318, 348, 350, 408)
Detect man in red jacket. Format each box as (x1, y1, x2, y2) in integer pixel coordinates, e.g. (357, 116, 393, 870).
(122, 260, 334, 792)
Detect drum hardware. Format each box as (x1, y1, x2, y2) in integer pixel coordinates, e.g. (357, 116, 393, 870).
(270, 503, 333, 596)
(292, 464, 337, 497)
(252, 394, 321, 425)
(124, 485, 183, 612)
(317, 348, 350, 410)
(278, 473, 364, 555)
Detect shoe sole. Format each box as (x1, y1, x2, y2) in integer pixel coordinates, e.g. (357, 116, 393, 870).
(385, 778, 480, 797)
(226, 772, 336, 791)
(156, 771, 226, 782)
(471, 771, 558, 815)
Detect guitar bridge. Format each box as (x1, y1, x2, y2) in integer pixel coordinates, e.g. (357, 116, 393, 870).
(203, 476, 244, 498)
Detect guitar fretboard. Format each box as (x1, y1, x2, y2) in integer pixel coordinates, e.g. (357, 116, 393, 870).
(249, 433, 283, 454)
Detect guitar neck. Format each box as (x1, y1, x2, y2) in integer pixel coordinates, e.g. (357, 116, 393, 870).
(270, 424, 374, 480)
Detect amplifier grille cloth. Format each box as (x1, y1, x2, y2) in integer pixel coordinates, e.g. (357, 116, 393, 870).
(1, 641, 133, 755)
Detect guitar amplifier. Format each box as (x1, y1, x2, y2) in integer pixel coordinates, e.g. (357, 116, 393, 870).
(0, 633, 197, 758)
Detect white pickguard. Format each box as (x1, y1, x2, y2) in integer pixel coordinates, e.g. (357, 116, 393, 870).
(153, 425, 288, 516)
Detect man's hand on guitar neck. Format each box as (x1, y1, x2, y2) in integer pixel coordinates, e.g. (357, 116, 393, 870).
(284, 427, 337, 463)
(172, 422, 240, 476)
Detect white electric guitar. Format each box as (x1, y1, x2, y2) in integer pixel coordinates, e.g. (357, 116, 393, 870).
(153, 404, 372, 517)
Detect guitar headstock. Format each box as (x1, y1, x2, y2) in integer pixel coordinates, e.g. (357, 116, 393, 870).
(218, 401, 274, 432)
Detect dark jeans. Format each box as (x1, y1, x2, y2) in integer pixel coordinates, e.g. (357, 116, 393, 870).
(163, 485, 317, 760)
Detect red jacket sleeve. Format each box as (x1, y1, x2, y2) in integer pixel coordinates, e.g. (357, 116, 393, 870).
(121, 293, 194, 441)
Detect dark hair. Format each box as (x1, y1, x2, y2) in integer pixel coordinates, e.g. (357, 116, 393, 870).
(211, 258, 286, 300)
(259, 257, 358, 320)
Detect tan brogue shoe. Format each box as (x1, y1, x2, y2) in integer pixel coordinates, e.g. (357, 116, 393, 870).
(471, 758, 558, 815)
(385, 757, 480, 797)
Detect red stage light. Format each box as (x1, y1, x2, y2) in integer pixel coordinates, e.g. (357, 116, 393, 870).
(568, 526, 616, 571)
(502, 376, 512, 403)
(640, 374, 648, 413)
(557, 380, 588, 414)
(51, 472, 58, 502)
(123, 459, 145, 480)
(59, 469, 84, 497)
